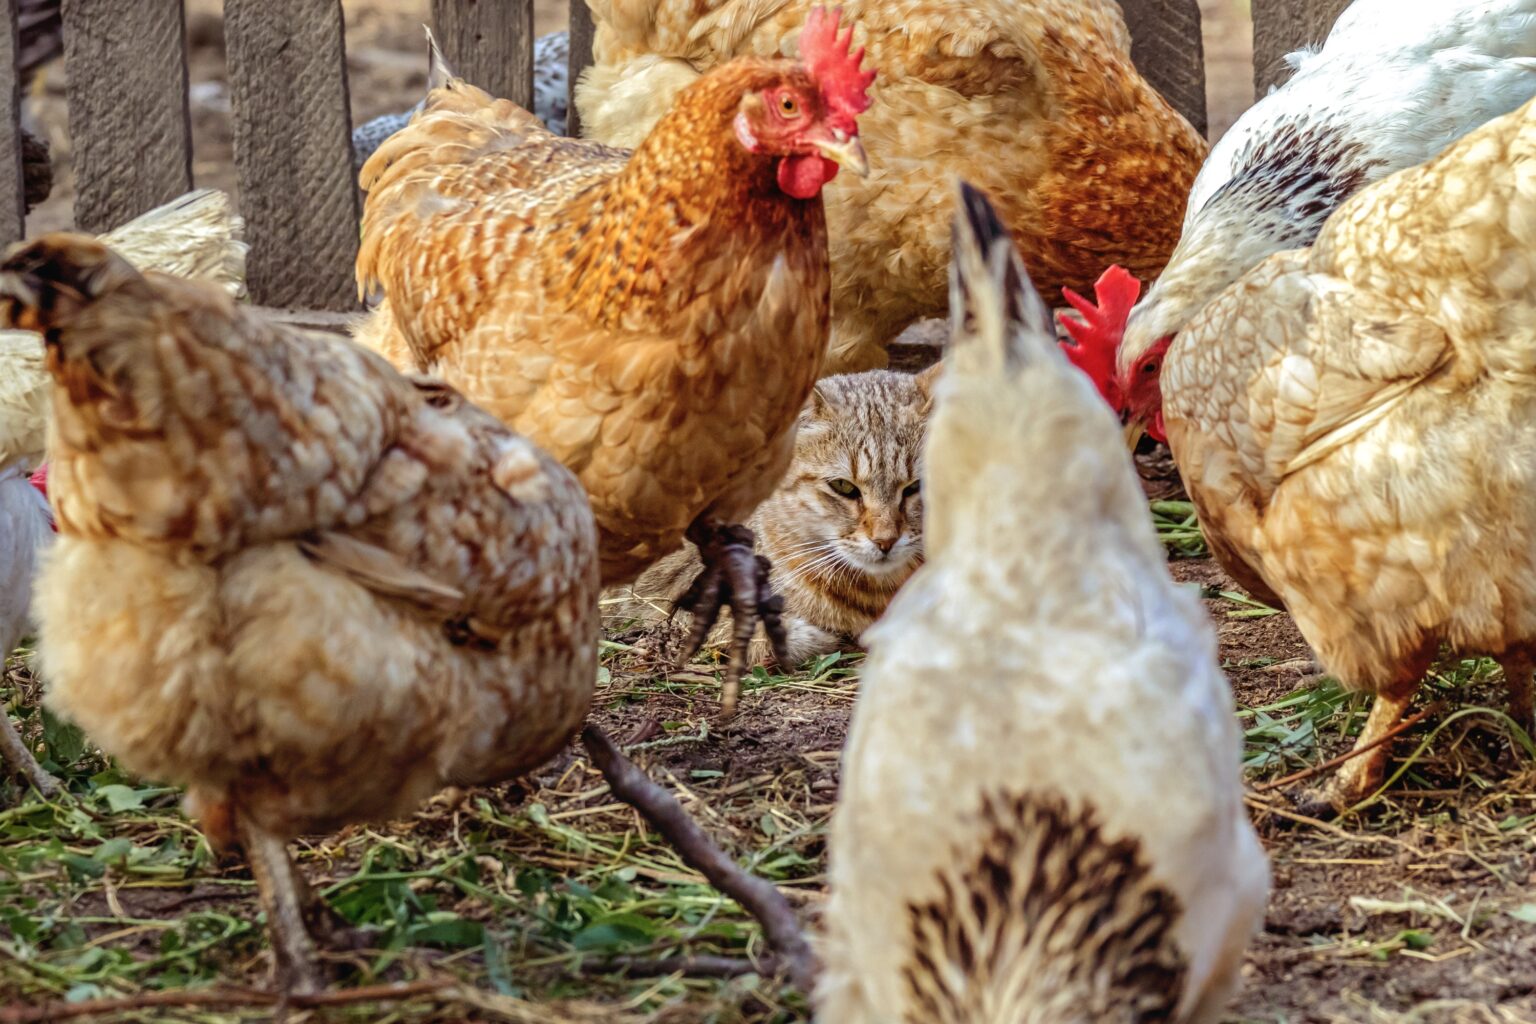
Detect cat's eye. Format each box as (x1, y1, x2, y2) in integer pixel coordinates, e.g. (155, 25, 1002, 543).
(902, 480, 921, 498)
(828, 478, 860, 499)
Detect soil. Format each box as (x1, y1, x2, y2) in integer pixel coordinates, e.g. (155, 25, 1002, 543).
(16, 2, 1536, 1022)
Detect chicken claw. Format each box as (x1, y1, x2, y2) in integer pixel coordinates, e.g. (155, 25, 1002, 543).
(238, 816, 325, 1000)
(673, 523, 792, 720)
(0, 714, 60, 802)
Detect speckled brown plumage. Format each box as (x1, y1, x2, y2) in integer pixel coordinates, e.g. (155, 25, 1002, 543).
(579, 0, 1208, 372)
(1164, 95, 1536, 811)
(0, 233, 600, 990)
(355, 58, 833, 588)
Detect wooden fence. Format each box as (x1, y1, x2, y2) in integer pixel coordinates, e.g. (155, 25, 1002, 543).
(1, 0, 1350, 312)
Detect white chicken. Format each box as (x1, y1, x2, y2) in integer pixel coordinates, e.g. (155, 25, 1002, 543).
(1109, 0, 1536, 440)
(0, 189, 245, 799)
(817, 185, 1268, 1023)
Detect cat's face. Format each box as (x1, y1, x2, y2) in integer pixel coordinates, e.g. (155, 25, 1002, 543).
(763, 368, 936, 588)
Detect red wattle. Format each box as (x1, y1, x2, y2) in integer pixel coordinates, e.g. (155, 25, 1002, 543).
(777, 154, 839, 199)
(1151, 410, 1167, 444)
(28, 464, 47, 499)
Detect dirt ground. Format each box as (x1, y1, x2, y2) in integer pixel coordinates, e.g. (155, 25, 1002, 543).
(10, 2, 1536, 1023)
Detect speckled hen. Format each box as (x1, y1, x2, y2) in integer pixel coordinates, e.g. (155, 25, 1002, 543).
(1164, 95, 1536, 812)
(0, 235, 599, 996)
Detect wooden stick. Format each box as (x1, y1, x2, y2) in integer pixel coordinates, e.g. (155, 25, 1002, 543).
(0, 979, 451, 1024)
(580, 725, 820, 993)
(581, 953, 776, 979)
(1253, 703, 1441, 793)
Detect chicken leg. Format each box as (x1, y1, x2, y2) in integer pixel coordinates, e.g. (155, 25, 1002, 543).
(237, 815, 324, 999)
(0, 712, 60, 800)
(673, 522, 792, 720)
(1295, 677, 1419, 818)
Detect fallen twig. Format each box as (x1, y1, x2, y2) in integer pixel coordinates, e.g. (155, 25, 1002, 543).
(581, 953, 777, 979)
(580, 725, 820, 994)
(0, 979, 451, 1023)
(1254, 703, 1442, 794)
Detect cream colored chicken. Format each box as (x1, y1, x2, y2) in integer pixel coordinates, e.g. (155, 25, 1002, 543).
(1165, 94, 1536, 813)
(0, 235, 599, 995)
(818, 184, 1267, 1023)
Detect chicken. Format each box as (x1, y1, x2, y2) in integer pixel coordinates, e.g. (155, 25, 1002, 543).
(351, 30, 573, 172)
(1098, 0, 1536, 442)
(0, 234, 599, 995)
(0, 452, 56, 800)
(1157, 94, 1536, 813)
(0, 188, 246, 800)
(817, 183, 1267, 1023)
(576, 0, 1208, 375)
(354, 11, 874, 717)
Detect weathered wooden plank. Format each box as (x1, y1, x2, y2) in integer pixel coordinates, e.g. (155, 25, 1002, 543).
(1251, 0, 1352, 97)
(566, 0, 595, 138)
(224, 0, 359, 311)
(431, 0, 534, 108)
(0, 0, 24, 245)
(1117, 0, 1207, 138)
(60, 0, 192, 234)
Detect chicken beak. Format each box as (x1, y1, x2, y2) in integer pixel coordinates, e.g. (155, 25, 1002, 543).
(814, 132, 870, 177)
(1123, 419, 1147, 452)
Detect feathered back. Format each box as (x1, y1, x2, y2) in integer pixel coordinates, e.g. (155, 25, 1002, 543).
(356, 32, 556, 306)
(99, 188, 247, 300)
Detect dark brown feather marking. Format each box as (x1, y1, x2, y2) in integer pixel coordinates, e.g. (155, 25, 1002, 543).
(902, 790, 1186, 1024)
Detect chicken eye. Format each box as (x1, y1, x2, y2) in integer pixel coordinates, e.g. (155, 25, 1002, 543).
(902, 480, 921, 498)
(828, 478, 860, 499)
(779, 93, 800, 117)
(1141, 360, 1159, 374)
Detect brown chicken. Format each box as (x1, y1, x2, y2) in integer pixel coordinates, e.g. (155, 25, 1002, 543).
(355, 12, 874, 716)
(577, 0, 1209, 373)
(1, 235, 599, 994)
(1160, 96, 1536, 813)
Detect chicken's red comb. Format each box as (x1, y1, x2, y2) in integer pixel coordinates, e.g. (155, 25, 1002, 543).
(800, 7, 875, 130)
(1058, 265, 1142, 410)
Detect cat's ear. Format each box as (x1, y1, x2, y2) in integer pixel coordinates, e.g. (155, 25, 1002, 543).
(802, 383, 832, 422)
(914, 361, 943, 415)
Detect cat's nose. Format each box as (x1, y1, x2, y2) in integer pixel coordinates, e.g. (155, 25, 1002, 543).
(872, 535, 898, 554)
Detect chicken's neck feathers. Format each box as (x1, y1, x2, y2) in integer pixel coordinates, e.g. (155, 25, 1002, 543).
(542, 61, 827, 332)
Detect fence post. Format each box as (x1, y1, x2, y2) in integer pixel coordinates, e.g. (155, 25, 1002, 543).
(224, 0, 359, 311)
(0, 0, 23, 246)
(60, 0, 193, 234)
(432, 0, 534, 108)
(1251, 0, 1352, 96)
(1117, 0, 1207, 138)
(566, 0, 594, 138)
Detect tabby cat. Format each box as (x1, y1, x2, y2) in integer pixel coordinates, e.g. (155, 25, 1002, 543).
(611, 367, 937, 666)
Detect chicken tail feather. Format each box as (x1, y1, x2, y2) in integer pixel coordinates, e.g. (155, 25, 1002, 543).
(948, 181, 1054, 372)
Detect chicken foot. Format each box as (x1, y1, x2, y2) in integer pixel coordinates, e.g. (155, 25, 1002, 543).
(0, 712, 61, 801)
(1294, 678, 1418, 818)
(237, 815, 325, 1000)
(673, 522, 791, 720)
